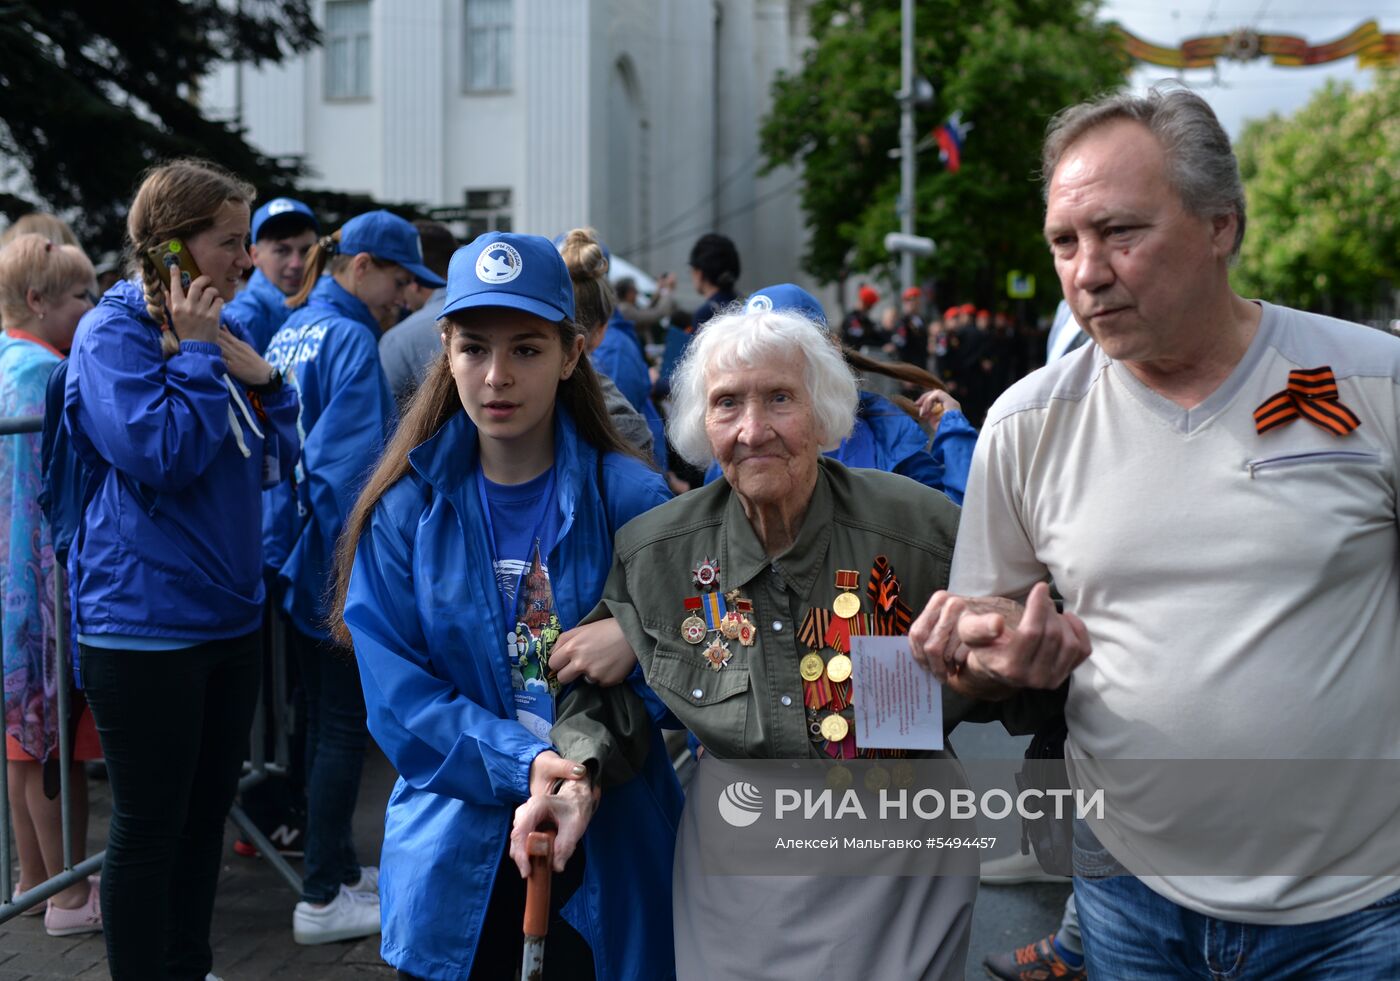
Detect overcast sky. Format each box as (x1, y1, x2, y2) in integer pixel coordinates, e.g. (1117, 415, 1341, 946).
(1099, 0, 1384, 137)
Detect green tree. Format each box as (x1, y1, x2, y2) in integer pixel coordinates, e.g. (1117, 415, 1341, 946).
(1234, 72, 1400, 319)
(0, 2, 397, 254)
(761, 0, 1127, 306)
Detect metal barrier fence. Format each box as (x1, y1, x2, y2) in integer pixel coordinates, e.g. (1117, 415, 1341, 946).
(0, 413, 302, 925)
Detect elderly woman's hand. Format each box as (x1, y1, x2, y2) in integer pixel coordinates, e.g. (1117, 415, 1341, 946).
(509, 768, 600, 877)
(908, 582, 1091, 697)
(548, 618, 638, 686)
(167, 271, 222, 345)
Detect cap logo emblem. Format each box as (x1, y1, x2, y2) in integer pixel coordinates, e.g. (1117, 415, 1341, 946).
(746, 294, 773, 312)
(267, 199, 295, 215)
(477, 242, 523, 285)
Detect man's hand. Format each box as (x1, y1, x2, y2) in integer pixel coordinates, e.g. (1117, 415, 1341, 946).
(510, 760, 600, 877)
(548, 618, 638, 687)
(908, 582, 1090, 698)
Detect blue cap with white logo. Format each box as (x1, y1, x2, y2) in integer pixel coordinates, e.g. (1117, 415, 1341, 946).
(745, 283, 828, 329)
(250, 197, 319, 243)
(338, 210, 446, 288)
(439, 232, 574, 323)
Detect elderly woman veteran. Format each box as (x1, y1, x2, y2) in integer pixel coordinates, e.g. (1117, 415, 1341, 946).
(523, 307, 1061, 980)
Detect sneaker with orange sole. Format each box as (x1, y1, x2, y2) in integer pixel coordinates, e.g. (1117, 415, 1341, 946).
(983, 932, 1086, 981)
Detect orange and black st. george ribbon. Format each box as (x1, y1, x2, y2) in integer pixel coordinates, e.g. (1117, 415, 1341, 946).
(1254, 366, 1361, 436)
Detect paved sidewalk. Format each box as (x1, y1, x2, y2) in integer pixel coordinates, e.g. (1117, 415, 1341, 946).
(0, 747, 399, 981)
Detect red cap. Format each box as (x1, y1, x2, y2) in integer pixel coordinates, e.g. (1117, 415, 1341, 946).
(858, 285, 879, 308)
(943, 307, 958, 320)
(960, 303, 976, 314)
(902, 286, 922, 301)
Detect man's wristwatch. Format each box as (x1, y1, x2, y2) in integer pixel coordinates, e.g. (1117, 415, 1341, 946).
(251, 367, 283, 395)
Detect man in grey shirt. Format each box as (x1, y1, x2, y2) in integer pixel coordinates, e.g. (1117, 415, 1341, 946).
(913, 86, 1400, 979)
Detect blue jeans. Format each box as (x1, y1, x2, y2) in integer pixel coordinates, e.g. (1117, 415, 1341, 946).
(1072, 820, 1400, 979)
(290, 627, 368, 904)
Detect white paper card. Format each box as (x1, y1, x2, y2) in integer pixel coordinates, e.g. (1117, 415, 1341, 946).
(849, 635, 943, 750)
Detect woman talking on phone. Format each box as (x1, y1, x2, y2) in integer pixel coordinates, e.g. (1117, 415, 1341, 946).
(64, 159, 300, 981)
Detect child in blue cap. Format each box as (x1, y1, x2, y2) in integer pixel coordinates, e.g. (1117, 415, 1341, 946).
(225, 196, 319, 354)
(262, 209, 445, 945)
(329, 231, 681, 980)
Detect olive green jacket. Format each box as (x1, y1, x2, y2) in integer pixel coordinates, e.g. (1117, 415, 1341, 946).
(554, 459, 1063, 773)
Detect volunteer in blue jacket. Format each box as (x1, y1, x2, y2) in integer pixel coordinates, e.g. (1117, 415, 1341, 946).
(224, 196, 319, 354)
(263, 209, 444, 945)
(703, 283, 978, 504)
(330, 232, 681, 981)
(65, 159, 300, 981)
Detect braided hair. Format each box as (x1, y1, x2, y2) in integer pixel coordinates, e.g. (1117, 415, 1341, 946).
(126, 159, 255, 357)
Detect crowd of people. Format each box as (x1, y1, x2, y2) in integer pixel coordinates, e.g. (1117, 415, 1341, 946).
(1, 83, 1397, 981)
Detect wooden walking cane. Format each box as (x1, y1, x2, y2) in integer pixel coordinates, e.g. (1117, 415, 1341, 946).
(521, 826, 556, 980)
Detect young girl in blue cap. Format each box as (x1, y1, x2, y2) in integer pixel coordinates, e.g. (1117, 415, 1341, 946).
(65, 159, 300, 980)
(262, 210, 445, 945)
(330, 231, 681, 980)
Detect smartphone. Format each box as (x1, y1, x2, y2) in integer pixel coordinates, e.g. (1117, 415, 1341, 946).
(145, 238, 202, 292)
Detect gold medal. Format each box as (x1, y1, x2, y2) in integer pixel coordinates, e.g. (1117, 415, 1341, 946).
(820, 712, 850, 742)
(681, 615, 707, 645)
(720, 612, 742, 640)
(832, 569, 861, 617)
(826, 653, 853, 684)
(826, 764, 853, 792)
(799, 653, 825, 682)
(891, 761, 916, 788)
(864, 765, 890, 792)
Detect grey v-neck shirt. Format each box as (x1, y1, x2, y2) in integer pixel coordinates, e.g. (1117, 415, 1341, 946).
(952, 301, 1400, 923)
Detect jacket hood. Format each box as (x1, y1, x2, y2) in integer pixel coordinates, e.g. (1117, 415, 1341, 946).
(103, 278, 157, 324)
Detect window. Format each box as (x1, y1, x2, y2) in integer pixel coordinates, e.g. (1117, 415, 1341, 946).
(325, 0, 371, 100)
(464, 0, 512, 93)
(465, 189, 512, 240)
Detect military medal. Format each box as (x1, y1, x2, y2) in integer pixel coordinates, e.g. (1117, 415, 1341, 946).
(702, 636, 732, 671)
(681, 597, 707, 644)
(720, 611, 743, 640)
(692, 556, 721, 590)
(820, 712, 850, 742)
(832, 570, 861, 618)
(864, 765, 890, 792)
(826, 653, 852, 684)
(681, 616, 707, 645)
(736, 620, 756, 647)
(799, 652, 825, 682)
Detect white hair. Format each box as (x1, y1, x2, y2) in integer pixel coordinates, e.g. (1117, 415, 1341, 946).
(667, 308, 859, 469)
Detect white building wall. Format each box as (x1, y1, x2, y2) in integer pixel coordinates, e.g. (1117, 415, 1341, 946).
(203, 0, 818, 297)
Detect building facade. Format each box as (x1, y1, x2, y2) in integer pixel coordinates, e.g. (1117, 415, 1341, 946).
(203, 0, 817, 297)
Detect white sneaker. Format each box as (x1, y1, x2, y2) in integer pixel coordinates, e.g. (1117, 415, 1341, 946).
(346, 865, 378, 895)
(292, 885, 381, 945)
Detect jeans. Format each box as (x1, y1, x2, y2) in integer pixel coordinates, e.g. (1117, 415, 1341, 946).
(1072, 819, 1400, 979)
(289, 626, 369, 904)
(80, 632, 261, 981)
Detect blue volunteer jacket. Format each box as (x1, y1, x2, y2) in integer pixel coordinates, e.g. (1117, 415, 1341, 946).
(263, 275, 396, 641)
(64, 279, 300, 641)
(343, 407, 681, 981)
(704, 390, 978, 503)
(592, 313, 667, 470)
(225, 268, 295, 355)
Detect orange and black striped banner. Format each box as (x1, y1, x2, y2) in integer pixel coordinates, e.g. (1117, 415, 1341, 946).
(1254, 366, 1361, 436)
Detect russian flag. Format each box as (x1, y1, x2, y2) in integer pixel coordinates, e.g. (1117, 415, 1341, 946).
(934, 111, 969, 173)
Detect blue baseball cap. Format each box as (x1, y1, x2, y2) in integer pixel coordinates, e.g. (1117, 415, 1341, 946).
(439, 232, 574, 323)
(745, 283, 828, 329)
(339, 210, 446, 288)
(250, 197, 319, 243)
